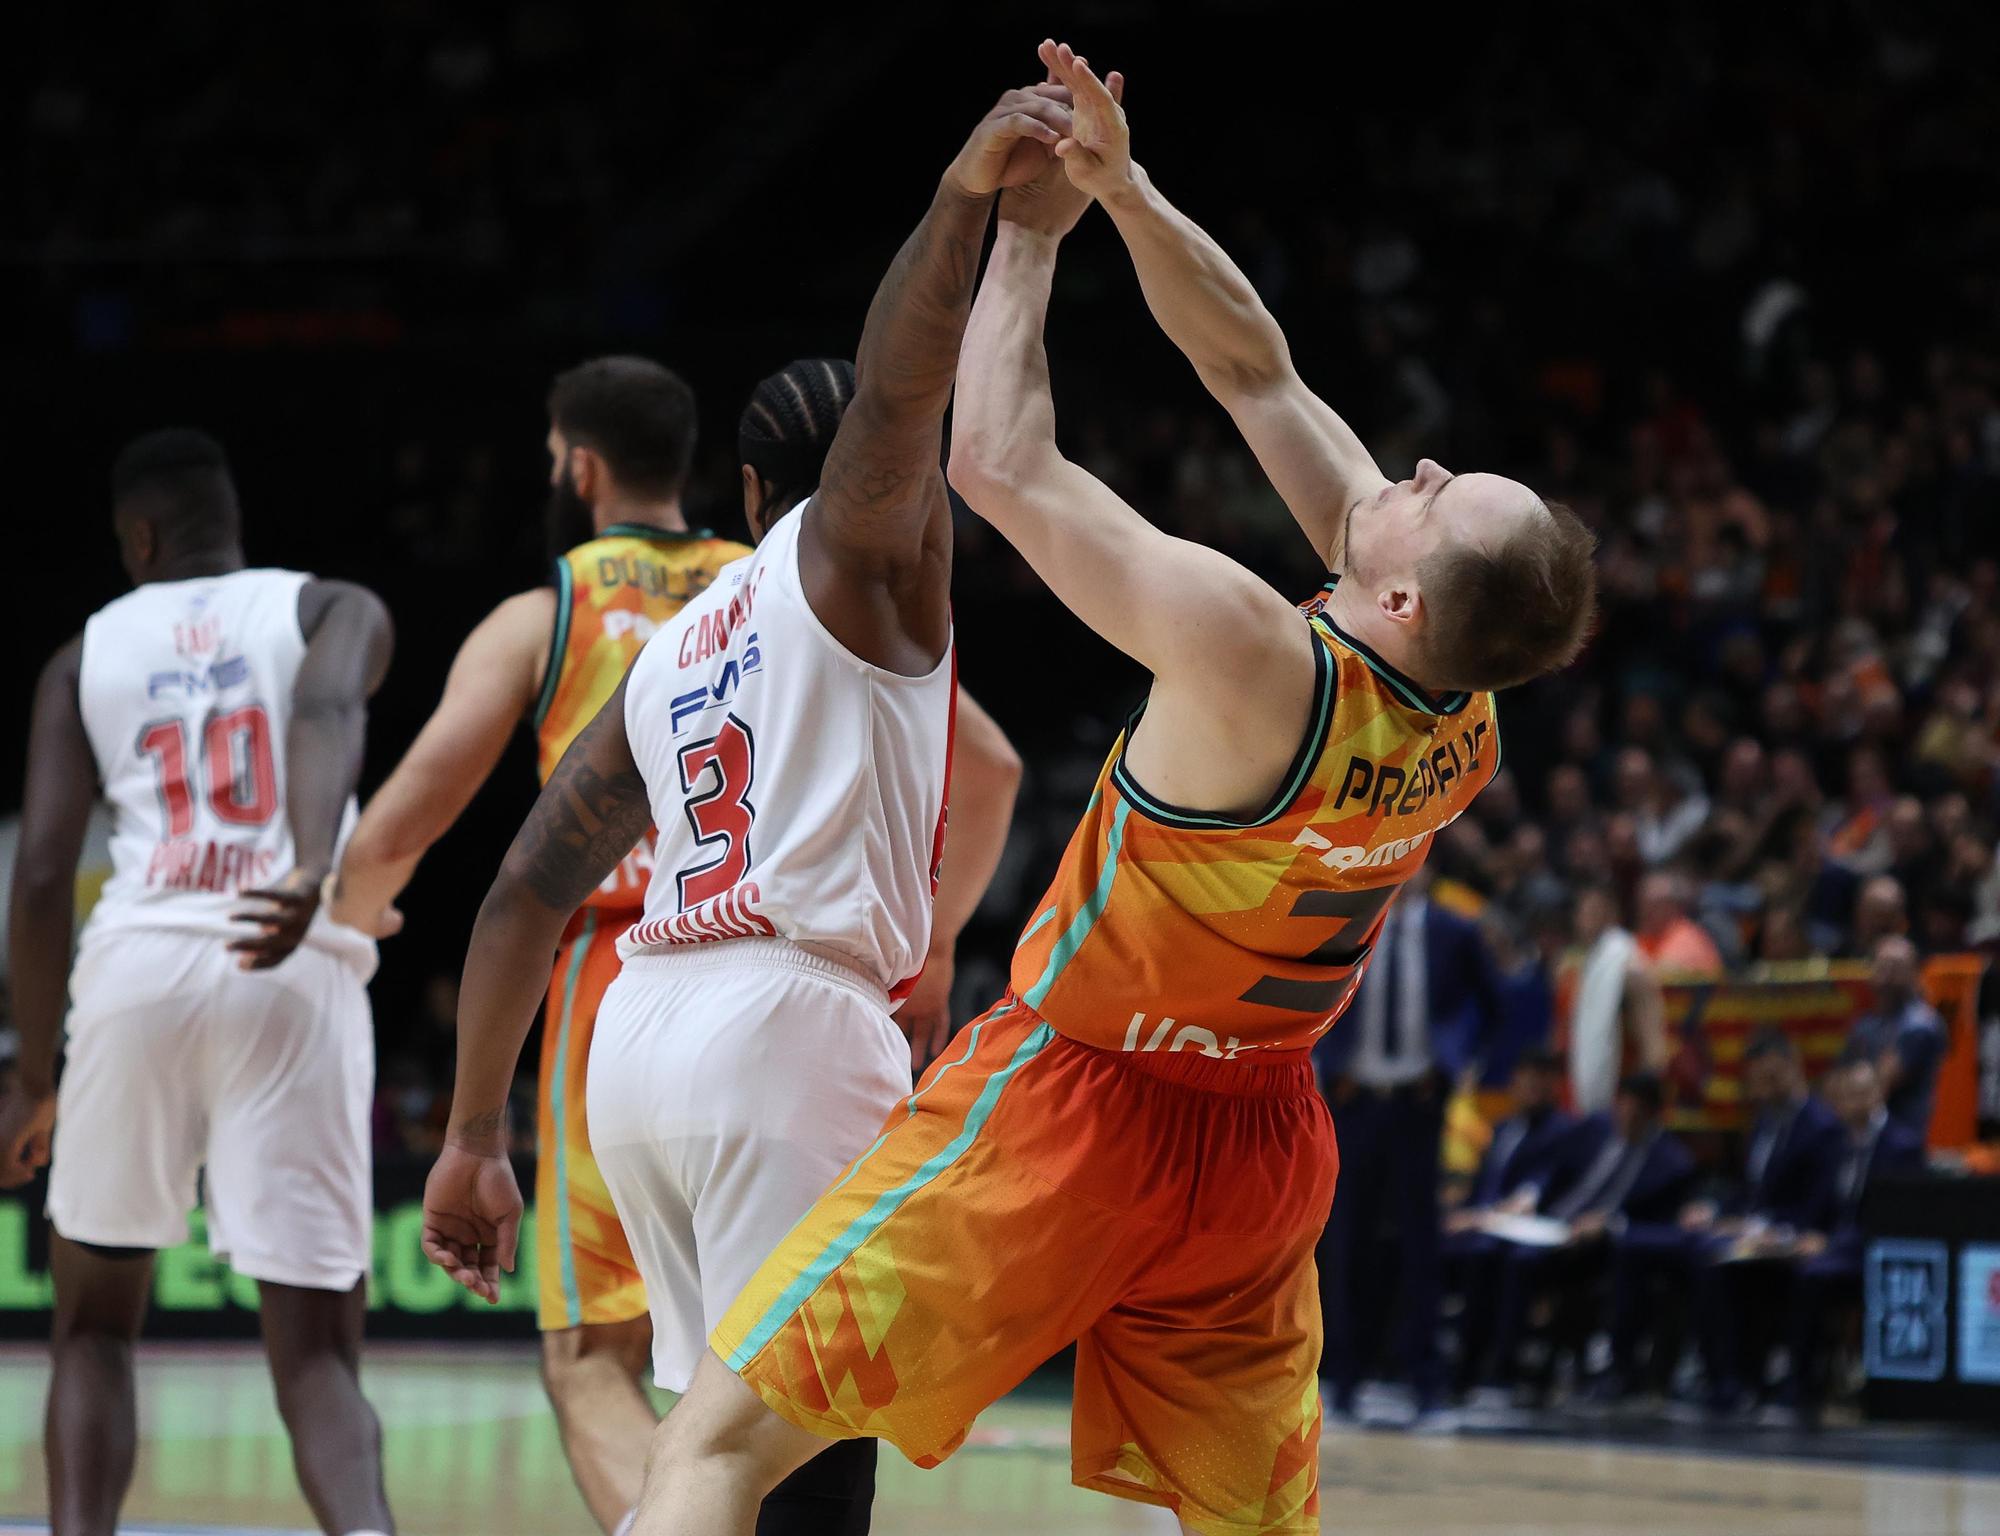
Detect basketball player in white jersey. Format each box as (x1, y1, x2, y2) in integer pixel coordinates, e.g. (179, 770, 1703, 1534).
(0, 430, 396, 1536)
(418, 82, 1073, 1532)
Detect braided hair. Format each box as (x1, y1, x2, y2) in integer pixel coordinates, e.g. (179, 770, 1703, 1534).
(737, 358, 856, 527)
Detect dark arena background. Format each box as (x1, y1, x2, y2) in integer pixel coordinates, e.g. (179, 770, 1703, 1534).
(4, 4, 2000, 1533)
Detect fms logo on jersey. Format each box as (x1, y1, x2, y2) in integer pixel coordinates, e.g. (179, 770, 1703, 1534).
(670, 637, 763, 736)
(671, 570, 765, 735)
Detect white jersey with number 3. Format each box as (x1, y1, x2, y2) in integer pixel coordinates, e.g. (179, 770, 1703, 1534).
(618, 507, 954, 1004)
(75, 568, 371, 971)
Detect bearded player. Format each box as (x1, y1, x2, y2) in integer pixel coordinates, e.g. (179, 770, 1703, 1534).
(639, 44, 1596, 1536)
(415, 83, 1066, 1535)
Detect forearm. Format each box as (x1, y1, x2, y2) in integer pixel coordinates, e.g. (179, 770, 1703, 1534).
(337, 754, 488, 916)
(446, 877, 566, 1152)
(852, 178, 994, 422)
(930, 695, 1021, 951)
(6, 882, 73, 1094)
(1100, 163, 1289, 389)
(285, 699, 367, 879)
(952, 224, 1062, 484)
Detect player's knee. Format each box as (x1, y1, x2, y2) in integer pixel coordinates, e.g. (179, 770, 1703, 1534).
(653, 1356, 813, 1495)
(50, 1240, 151, 1343)
(540, 1317, 652, 1412)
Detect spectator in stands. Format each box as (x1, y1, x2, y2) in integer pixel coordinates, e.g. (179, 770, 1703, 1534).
(1634, 869, 1726, 976)
(1782, 1052, 1926, 1424)
(1445, 1048, 1578, 1237)
(1474, 909, 1556, 1091)
(1317, 870, 1501, 1430)
(1602, 1030, 1842, 1406)
(1683, 1029, 1848, 1414)
(1555, 884, 1669, 1115)
(1847, 873, 1910, 958)
(1457, 1070, 1694, 1409)
(1849, 935, 1947, 1138)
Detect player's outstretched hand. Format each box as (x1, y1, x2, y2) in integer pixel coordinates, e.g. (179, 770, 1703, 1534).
(228, 867, 323, 970)
(0, 1083, 55, 1189)
(1040, 40, 1134, 203)
(422, 1141, 522, 1305)
(944, 82, 1075, 199)
(1000, 62, 1123, 238)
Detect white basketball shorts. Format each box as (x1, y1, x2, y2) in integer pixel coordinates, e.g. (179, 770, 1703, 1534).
(47, 928, 374, 1291)
(587, 937, 912, 1391)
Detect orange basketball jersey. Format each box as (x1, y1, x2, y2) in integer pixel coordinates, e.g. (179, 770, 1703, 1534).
(1009, 579, 1500, 1058)
(534, 523, 750, 910)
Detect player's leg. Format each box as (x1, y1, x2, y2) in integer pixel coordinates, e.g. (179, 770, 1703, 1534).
(43, 936, 211, 1535)
(1071, 1053, 1337, 1535)
(46, 1237, 153, 1535)
(676, 999, 1134, 1532)
(204, 951, 389, 1534)
(636, 1350, 831, 1535)
(541, 1316, 657, 1530)
(540, 915, 659, 1532)
(258, 1278, 392, 1534)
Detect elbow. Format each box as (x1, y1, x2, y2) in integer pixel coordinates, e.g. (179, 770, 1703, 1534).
(945, 435, 1010, 504)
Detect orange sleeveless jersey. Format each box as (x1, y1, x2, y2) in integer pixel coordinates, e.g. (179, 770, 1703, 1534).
(534, 523, 751, 910)
(1009, 579, 1501, 1058)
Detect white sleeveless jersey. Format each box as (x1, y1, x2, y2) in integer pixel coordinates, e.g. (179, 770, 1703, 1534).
(75, 568, 373, 972)
(618, 508, 954, 1004)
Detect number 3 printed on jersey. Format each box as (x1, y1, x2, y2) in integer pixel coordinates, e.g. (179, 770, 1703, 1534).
(676, 715, 757, 908)
(137, 704, 279, 836)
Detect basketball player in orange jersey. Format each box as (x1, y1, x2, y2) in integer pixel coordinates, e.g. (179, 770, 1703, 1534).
(637, 45, 1597, 1536)
(328, 356, 1019, 1532)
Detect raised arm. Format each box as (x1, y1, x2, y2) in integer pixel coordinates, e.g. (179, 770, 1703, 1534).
(799, 83, 1075, 675)
(949, 186, 1318, 821)
(1041, 41, 1389, 571)
(422, 676, 652, 1301)
(329, 588, 552, 938)
(0, 637, 92, 1186)
(229, 578, 394, 970)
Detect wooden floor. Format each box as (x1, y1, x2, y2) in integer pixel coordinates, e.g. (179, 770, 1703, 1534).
(2, 1345, 1997, 1535)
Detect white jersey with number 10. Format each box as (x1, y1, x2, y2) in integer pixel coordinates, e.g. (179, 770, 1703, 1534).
(617, 507, 954, 1005)
(75, 568, 372, 972)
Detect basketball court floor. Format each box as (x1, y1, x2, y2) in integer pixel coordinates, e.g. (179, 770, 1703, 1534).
(2, 1345, 1997, 1535)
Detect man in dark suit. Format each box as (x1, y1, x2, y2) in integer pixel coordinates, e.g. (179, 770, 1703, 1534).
(1603, 1027, 1844, 1405)
(1317, 871, 1502, 1428)
(1783, 1051, 1926, 1423)
(1458, 1072, 1696, 1404)
(1445, 1047, 1579, 1392)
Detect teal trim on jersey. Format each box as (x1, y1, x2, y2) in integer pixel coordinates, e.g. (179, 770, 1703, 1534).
(821, 1001, 1017, 1206)
(725, 1020, 1056, 1371)
(1021, 799, 1132, 1012)
(1316, 613, 1470, 716)
(549, 910, 598, 1328)
(1015, 906, 1060, 948)
(531, 557, 574, 732)
(598, 522, 716, 543)
(1109, 631, 1336, 831)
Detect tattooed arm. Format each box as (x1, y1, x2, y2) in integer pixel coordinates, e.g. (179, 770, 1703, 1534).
(422, 676, 649, 1301)
(798, 82, 1073, 676)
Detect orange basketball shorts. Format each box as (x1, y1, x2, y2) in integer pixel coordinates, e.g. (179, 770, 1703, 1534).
(536, 907, 647, 1331)
(711, 993, 1338, 1536)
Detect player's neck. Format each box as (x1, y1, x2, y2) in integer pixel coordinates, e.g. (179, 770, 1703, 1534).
(592, 496, 687, 537)
(1324, 580, 1451, 695)
(143, 546, 247, 584)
